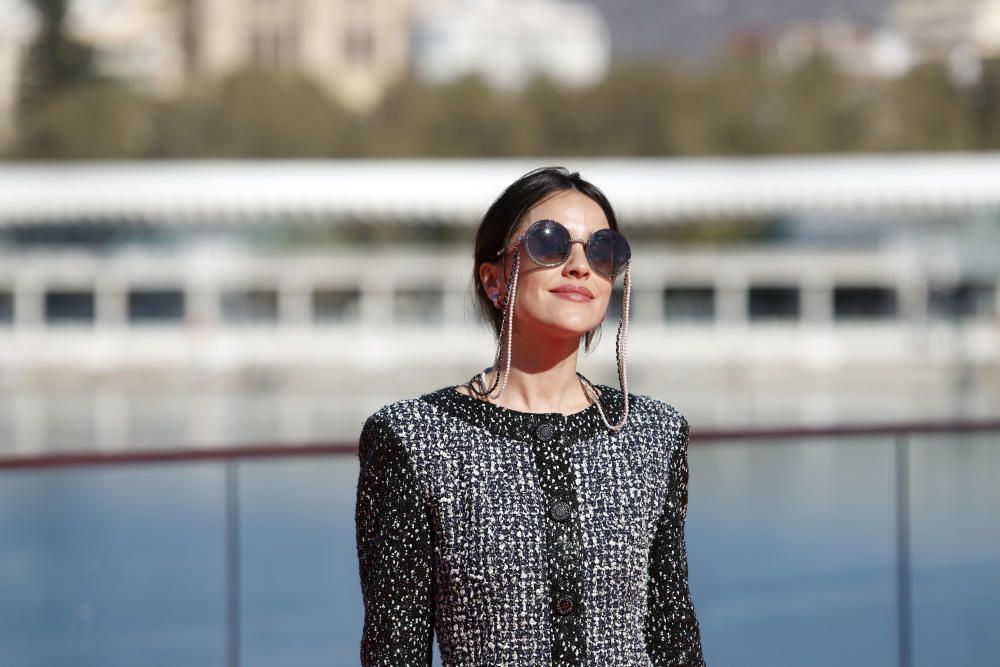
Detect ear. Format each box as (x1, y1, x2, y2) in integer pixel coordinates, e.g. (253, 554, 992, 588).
(479, 260, 505, 309)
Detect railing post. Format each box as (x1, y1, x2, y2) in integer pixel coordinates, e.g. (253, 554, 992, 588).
(894, 433, 912, 667)
(225, 460, 241, 667)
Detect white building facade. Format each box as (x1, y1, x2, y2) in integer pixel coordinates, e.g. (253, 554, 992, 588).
(1, 0, 616, 144)
(5, 0, 418, 116)
(0, 0, 36, 148)
(1, 157, 998, 448)
(890, 0, 1000, 62)
(412, 0, 611, 89)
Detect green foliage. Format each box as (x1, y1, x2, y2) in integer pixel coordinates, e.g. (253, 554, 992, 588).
(18, 0, 97, 115)
(152, 69, 356, 157)
(7, 51, 1000, 159)
(13, 81, 154, 159)
(885, 62, 975, 150)
(359, 74, 519, 157)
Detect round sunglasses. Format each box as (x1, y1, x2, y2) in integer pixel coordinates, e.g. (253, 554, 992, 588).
(496, 219, 631, 280)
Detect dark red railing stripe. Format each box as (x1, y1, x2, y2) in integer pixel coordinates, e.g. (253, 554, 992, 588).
(0, 419, 997, 470)
(690, 419, 1000, 442)
(0, 442, 357, 470)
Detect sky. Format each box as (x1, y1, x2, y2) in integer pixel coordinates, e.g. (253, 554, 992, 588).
(587, 0, 896, 61)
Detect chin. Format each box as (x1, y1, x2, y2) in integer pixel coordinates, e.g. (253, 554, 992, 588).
(542, 316, 603, 338)
(519, 299, 604, 336)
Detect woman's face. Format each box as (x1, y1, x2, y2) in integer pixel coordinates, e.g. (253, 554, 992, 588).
(481, 189, 614, 344)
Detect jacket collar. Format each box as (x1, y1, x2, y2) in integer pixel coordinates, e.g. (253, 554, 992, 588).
(420, 375, 625, 445)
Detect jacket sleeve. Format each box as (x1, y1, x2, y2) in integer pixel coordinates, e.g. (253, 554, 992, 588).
(643, 415, 707, 667)
(355, 412, 435, 667)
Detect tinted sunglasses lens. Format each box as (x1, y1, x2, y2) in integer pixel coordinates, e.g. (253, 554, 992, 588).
(525, 219, 571, 265)
(587, 229, 631, 277)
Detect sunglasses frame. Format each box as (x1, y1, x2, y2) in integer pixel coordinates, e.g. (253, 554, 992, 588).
(495, 219, 631, 280)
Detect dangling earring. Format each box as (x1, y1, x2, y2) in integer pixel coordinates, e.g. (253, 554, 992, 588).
(469, 252, 521, 401)
(580, 265, 631, 432)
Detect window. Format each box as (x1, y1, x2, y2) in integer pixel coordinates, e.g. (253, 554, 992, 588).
(45, 289, 95, 324)
(0, 290, 12, 324)
(281, 25, 300, 69)
(394, 286, 443, 324)
(251, 27, 279, 68)
(928, 281, 995, 320)
(749, 285, 800, 321)
(128, 288, 186, 324)
(251, 24, 299, 69)
(663, 286, 715, 322)
(344, 26, 374, 66)
(833, 286, 896, 320)
(313, 287, 361, 323)
(603, 285, 635, 323)
(221, 288, 279, 324)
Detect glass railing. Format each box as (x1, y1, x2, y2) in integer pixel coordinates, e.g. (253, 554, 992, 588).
(1, 421, 997, 667)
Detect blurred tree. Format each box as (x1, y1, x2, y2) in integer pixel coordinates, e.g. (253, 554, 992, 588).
(772, 55, 872, 153)
(576, 62, 682, 155)
(5, 42, 998, 160)
(152, 69, 357, 157)
(18, 0, 97, 114)
(12, 81, 154, 159)
(887, 62, 974, 151)
(967, 57, 1000, 149)
(640, 217, 779, 244)
(363, 74, 517, 156)
(510, 74, 587, 156)
(677, 53, 773, 154)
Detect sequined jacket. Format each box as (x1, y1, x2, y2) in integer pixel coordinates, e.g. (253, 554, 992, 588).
(354, 382, 707, 667)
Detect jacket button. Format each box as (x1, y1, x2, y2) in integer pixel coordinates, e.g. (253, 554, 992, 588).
(549, 500, 572, 522)
(554, 592, 576, 616)
(535, 422, 555, 441)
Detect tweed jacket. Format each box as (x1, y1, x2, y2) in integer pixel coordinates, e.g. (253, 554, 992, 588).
(354, 381, 706, 667)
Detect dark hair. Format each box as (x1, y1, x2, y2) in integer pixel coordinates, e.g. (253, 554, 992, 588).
(471, 166, 620, 353)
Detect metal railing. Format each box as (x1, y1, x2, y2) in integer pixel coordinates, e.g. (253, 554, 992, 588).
(2, 418, 999, 667)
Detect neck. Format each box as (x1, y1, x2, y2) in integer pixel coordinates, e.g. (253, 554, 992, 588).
(481, 327, 594, 415)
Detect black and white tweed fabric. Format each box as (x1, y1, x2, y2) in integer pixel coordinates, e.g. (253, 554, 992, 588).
(355, 379, 707, 667)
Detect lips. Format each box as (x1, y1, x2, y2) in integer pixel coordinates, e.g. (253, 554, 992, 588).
(550, 285, 594, 300)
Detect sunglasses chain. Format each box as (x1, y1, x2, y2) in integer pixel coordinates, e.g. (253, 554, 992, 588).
(467, 251, 631, 432)
(468, 251, 520, 400)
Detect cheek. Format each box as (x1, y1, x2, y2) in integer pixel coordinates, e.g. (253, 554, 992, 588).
(592, 286, 617, 320)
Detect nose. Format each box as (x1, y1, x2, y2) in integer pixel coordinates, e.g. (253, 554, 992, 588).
(562, 239, 590, 278)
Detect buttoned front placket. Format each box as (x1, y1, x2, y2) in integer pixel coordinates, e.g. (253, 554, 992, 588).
(529, 414, 588, 667)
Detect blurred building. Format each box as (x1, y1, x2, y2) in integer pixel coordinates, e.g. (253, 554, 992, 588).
(770, 21, 913, 79)
(170, 0, 415, 110)
(67, 0, 186, 95)
(971, 0, 1000, 56)
(9, 0, 417, 114)
(412, 0, 611, 89)
(0, 157, 997, 374)
(891, 0, 1000, 62)
(0, 0, 616, 143)
(0, 0, 35, 147)
(1, 156, 998, 449)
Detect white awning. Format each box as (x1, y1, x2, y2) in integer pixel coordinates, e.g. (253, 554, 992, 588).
(1, 154, 999, 226)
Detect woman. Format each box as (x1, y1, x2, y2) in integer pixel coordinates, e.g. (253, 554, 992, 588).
(355, 166, 706, 666)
